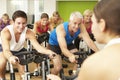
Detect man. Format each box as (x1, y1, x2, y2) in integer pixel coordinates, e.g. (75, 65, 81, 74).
(48, 11, 99, 75)
(0, 10, 56, 80)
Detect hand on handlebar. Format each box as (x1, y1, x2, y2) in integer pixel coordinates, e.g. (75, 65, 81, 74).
(48, 51, 56, 59)
(68, 54, 77, 63)
(9, 55, 20, 65)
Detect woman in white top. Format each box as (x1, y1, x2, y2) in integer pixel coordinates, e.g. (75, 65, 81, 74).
(0, 10, 56, 80)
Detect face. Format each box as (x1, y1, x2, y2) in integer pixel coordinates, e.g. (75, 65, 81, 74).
(53, 14, 59, 21)
(83, 13, 92, 23)
(69, 17, 82, 32)
(2, 16, 9, 24)
(13, 17, 27, 33)
(91, 14, 103, 43)
(41, 18, 49, 26)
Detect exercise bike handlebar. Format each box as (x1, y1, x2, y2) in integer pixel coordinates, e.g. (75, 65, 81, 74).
(14, 50, 37, 56)
(14, 50, 55, 65)
(73, 51, 88, 55)
(60, 51, 88, 80)
(62, 51, 88, 64)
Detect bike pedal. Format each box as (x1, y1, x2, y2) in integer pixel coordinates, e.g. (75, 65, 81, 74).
(68, 70, 73, 75)
(33, 71, 39, 76)
(50, 64, 54, 68)
(62, 64, 68, 68)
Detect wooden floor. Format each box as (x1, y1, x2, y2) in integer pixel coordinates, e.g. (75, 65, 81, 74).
(5, 60, 74, 80)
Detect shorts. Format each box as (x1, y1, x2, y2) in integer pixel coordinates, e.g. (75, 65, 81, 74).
(11, 48, 27, 59)
(48, 43, 76, 54)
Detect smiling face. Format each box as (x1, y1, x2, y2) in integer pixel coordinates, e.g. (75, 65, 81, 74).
(84, 13, 92, 23)
(2, 16, 9, 24)
(69, 16, 82, 33)
(41, 17, 49, 26)
(53, 14, 59, 22)
(13, 17, 27, 33)
(83, 9, 93, 23)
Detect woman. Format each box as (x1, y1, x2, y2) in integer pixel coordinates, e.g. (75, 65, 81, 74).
(49, 11, 63, 31)
(33, 13, 49, 35)
(33, 13, 50, 75)
(0, 13, 12, 32)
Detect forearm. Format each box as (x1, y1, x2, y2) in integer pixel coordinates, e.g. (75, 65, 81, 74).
(61, 48, 73, 58)
(87, 40, 99, 52)
(35, 45, 51, 55)
(3, 50, 13, 60)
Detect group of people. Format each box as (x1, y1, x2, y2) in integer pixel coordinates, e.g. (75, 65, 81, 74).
(32, 11, 64, 74)
(0, 0, 120, 80)
(47, 0, 120, 80)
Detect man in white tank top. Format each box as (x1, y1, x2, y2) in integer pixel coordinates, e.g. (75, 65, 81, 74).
(0, 10, 56, 80)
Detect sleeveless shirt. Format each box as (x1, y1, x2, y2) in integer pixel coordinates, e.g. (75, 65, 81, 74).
(7, 25, 27, 51)
(49, 22, 80, 46)
(36, 21, 49, 33)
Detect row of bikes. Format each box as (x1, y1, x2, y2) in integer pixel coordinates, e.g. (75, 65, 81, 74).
(7, 24, 92, 80)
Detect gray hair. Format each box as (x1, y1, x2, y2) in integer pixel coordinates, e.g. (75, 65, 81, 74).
(69, 11, 83, 21)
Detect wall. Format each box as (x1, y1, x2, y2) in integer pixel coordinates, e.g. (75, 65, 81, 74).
(0, 0, 7, 17)
(43, 0, 56, 17)
(0, 0, 98, 23)
(4, 0, 56, 23)
(57, 1, 97, 21)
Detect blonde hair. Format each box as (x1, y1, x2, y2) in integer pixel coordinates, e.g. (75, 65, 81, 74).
(69, 11, 83, 21)
(83, 9, 93, 16)
(53, 11, 60, 17)
(2, 13, 9, 19)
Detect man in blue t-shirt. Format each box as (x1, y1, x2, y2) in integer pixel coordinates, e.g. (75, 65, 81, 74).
(48, 11, 99, 75)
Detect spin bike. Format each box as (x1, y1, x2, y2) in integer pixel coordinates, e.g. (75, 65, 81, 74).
(60, 51, 88, 80)
(9, 49, 54, 80)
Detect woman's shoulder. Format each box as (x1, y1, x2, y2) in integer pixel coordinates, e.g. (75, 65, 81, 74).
(82, 44, 120, 67)
(80, 44, 120, 80)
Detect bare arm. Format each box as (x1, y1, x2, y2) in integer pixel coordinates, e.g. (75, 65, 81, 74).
(1, 28, 13, 59)
(26, 29, 56, 57)
(1, 28, 19, 64)
(33, 22, 38, 34)
(56, 24, 75, 62)
(80, 24, 99, 52)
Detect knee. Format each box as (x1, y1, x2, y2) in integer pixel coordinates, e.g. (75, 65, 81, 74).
(54, 65, 62, 72)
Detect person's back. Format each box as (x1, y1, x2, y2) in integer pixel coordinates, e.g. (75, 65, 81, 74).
(79, 43, 120, 80)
